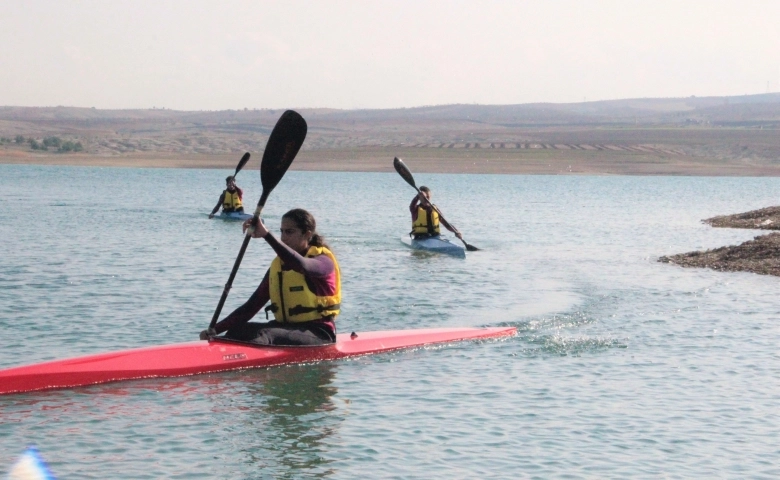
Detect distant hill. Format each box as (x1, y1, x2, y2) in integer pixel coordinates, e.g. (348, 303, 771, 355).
(1, 93, 780, 161)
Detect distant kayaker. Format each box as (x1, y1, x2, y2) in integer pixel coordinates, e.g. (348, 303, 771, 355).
(409, 186, 463, 240)
(200, 208, 341, 345)
(208, 176, 244, 219)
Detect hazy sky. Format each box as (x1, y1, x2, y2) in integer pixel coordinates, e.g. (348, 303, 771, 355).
(1, 0, 779, 110)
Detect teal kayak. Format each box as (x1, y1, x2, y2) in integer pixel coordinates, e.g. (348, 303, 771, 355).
(401, 235, 466, 258)
(216, 211, 252, 221)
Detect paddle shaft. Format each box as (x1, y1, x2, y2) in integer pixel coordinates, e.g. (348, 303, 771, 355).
(209, 233, 251, 329)
(207, 110, 307, 331)
(411, 186, 461, 236)
(208, 198, 268, 330)
(429, 202, 477, 251)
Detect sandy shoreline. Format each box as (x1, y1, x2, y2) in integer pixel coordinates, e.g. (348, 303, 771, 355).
(3, 147, 780, 176)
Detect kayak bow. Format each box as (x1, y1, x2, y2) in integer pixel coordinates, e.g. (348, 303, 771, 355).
(0, 327, 515, 395)
(401, 235, 466, 258)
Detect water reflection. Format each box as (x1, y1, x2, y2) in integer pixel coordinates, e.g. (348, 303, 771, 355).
(0, 364, 341, 478)
(232, 362, 340, 478)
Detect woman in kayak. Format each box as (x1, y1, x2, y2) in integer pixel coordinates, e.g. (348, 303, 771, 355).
(409, 186, 463, 240)
(208, 175, 245, 219)
(200, 208, 341, 345)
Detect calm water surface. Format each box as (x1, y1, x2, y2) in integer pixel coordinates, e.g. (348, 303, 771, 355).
(0, 164, 778, 478)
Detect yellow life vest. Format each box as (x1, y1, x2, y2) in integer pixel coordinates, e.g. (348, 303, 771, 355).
(222, 190, 243, 211)
(412, 205, 440, 235)
(267, 246, 341, 323)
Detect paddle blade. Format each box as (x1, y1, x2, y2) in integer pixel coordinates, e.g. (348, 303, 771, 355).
(393, 157, 418, 191)
(233, 152, 251, 176)
(259, 110, 307, 204)
(464, 242, 479, 251)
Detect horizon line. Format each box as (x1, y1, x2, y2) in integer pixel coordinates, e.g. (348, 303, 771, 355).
(2, 92, 780, 113)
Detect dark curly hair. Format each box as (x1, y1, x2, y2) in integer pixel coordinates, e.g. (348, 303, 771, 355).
(282, 208, 329, 249)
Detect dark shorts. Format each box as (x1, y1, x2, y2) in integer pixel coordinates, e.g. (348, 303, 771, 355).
(224, 321, 335, 346)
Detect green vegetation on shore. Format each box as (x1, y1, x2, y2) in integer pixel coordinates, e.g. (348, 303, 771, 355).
(12, 135, 83, 153)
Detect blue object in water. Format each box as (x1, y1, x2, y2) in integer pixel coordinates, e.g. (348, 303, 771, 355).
(6, 446, 55, 480)
(401, 235, 466, 258)
(216, 211, 253, 221)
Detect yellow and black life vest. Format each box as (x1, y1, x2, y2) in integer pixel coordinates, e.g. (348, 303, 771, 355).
(267, 246, 341, 323)
(412, 205, 440, 235)
(222, 190, 243, 211)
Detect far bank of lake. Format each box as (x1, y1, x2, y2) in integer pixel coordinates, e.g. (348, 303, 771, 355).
(3, 146, 780, 176)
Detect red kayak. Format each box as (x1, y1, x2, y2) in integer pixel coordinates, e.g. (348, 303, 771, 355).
(0, 327, 515, 395)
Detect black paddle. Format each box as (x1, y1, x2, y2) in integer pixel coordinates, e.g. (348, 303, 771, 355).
(393, 157, 479, 252)
(206, 110, 308, 335)
(232, 151, 251, 179)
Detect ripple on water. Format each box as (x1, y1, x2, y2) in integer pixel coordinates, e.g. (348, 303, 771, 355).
(1, 167, 779, 477)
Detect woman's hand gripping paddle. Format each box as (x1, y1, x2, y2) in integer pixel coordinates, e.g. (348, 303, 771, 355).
(393, 157, 479, 252)
(204, 111, 308, 337)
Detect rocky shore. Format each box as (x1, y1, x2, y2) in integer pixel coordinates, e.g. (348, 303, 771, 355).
(702, 206, 780, 230)
(659, 207, 780, 277)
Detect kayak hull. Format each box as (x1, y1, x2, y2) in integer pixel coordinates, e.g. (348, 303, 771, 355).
(401, 235, 466, 258)
(0, 327, 515, 395)
(217, 211, 253, 221)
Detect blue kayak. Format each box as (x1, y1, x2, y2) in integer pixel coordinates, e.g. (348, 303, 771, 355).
(215, 211, 252, 221)
(401, 235, 466, 258)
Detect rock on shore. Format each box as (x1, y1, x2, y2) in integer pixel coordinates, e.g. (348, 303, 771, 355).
(704, 206, 780, 230)
(659, 232, 780, 277)
(660, 206, 780, 277)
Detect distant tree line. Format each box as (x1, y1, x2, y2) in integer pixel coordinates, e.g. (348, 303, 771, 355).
(10, 135, 84, 152)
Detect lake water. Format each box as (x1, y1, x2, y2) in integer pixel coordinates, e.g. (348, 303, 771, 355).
(1, 164, 778, 478)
